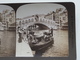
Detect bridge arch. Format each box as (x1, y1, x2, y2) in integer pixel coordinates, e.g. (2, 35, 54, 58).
(28, 23, 50, 30)
(24, 22, 50, 29)
(20, 17, 58, 29)
(22, 18, 57, 29)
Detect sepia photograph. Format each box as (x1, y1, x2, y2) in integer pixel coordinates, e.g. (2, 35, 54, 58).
(0, 5, 16, 57)
(16, 3, 69, 57)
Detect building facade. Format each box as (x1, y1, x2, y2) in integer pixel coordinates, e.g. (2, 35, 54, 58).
(0, 10, 15, 30)
(59, 9, 68, 29)
(44, 8, 68, 29)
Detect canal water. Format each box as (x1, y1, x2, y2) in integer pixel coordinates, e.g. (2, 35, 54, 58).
(42, 30, 69, 57)
(0, 30, 16, 57)
(33, 30, 69, 57)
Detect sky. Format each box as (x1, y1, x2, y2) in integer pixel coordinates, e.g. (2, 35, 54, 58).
(0, 5, 13, 13)
(16, 4, 66, 18)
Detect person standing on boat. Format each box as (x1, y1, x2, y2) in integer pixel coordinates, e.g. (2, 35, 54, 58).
(51, 27, 53, 36)
(49, 27, 53, 36)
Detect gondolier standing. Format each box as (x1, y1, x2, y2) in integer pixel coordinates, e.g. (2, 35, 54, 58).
(51, 27, 53, 36)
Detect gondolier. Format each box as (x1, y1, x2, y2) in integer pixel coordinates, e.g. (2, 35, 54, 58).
(50, 27, 53, 36)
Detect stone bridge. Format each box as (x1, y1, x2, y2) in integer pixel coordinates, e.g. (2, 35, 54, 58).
(18, 16, 58, 29)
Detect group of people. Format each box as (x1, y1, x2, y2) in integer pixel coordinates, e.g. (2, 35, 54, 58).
(17, 27, 27, 43)
(17, 26, 53, 44)
(17, 27, 37, 44)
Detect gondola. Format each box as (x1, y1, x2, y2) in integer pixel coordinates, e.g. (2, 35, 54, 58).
(28, 31, 54, 51)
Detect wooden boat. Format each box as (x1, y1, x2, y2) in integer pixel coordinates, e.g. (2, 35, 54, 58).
(29, 32, 54, 51)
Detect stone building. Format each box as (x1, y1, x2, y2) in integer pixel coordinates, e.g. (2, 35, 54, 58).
(0, 10, 15, 30)
(43, 8, 68, 29)
(59, 9, 68, 29)
(6, 10, 15, 30)
(0, 13, 3, 22)
(44, 11, 55, 21)
(0, 12, 8, 30)
(0, 13, 4, 30)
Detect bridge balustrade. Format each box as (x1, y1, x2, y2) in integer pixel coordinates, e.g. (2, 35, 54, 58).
(17, 17, 58, 29)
